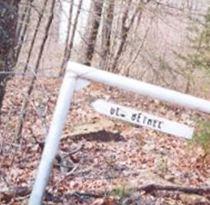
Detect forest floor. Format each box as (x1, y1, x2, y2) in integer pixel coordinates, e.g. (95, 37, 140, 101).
(0, 77, 210, 205)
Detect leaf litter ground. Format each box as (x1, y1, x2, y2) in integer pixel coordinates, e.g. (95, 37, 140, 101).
(0, 77, 210, 204)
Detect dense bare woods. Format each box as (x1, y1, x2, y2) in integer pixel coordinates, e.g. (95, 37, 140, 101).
(15, 0, 56, 141)
(10, 0, 209, 88)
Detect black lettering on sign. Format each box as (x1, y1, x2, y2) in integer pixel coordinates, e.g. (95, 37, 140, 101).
(143, 116, 147, 124)
(110, 107, 115, 115)
(147, 119, 153, 126)
(153, 120, 157, 128)
(116, 107, 120, 116)
(131, 114, 137, 121)
(110, 107, 125, 118)
(110, 107, 164, 131)
(158, 121, 163, 129)
(137, 113, 142, 122)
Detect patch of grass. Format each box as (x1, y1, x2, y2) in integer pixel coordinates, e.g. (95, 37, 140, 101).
(111, 185, 131, 199)
(193, 120, 210, 156)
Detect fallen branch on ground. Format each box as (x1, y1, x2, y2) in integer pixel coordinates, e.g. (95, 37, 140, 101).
(136, 184, 210, 196)
(0, 186, 31, 203)
(1, 184, 210, 203)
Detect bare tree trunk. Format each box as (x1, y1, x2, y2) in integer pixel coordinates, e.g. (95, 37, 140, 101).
(109, 0, 138, 72)
(17, 0, 29, 38)
(23, 0, 48, 74)
(60, 0, 84, 75)
(81, 0, 104, 66)
(99, 0, 114, 70)
(0, 0, 20, 113)
(15, 0, 56, 141)
(16, 0, 34, 61)
(60, 0, 74, 73)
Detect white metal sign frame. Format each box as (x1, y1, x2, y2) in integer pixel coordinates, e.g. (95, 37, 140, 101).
(29, 61, 210, 205)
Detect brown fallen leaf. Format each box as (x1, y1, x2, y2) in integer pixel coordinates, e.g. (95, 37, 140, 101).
(92, 197, 118, 205)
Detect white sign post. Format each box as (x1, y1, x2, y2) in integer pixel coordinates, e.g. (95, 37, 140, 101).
(29, 72, 77, 205)
(29, 61, 210, 205)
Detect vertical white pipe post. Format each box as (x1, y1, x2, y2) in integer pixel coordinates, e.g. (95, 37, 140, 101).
(29, 71, 77, 205)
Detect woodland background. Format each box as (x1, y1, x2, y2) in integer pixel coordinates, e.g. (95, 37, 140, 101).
(0, 0, 210, 204)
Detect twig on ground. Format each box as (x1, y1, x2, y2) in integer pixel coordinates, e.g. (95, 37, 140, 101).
(1, 183, 210, 203)
(63, 144, 84, 159)
(136, 184, 210, 196)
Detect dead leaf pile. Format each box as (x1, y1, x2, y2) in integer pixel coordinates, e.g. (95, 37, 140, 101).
(0, 77, 210, 204)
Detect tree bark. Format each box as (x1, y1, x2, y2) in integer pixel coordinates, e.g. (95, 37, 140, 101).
(60, 0, 74, 74)
(81, 0, 104, 66)
(16, 0, 34, 61)
(60, 0, 83, 75)
(23, 0, 48, 74)
(0, 0, 20, 113)
(100, 0, 114, 70)
(109, 0, 135, 72)
(109, 0, 152, 73)
(15, 0, 56, 141)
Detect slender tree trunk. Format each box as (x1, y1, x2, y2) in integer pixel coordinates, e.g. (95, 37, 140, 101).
(15, 0, 56, 141)
(109, 0, 138, 72)
(60, 0, 74, 73)
(0, 0, 20, 113)
(100, 0, 114, 70)
(16, 0, 34, 61)
(17, 0, 29, 39)
(81, 0, 104, 66)
(23, 0, 48, 74)
(109, 0, 152, 73)
(125, 20, 150, 77)
(60, 0, 83, 75)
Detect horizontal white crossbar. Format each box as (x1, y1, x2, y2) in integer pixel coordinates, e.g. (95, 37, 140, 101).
(68, 61, 210, 114)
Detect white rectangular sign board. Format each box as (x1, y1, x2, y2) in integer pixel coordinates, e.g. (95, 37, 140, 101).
(92, 99, 194, 139)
